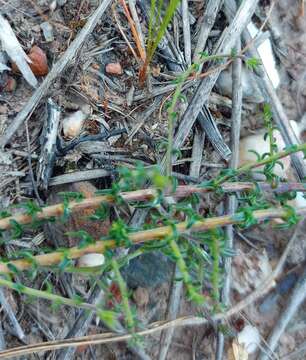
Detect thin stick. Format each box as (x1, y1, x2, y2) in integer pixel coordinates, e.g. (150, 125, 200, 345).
(0, 0, 112, 148)
(120, 0, 146, 61)
(49, 169, 112, 186)
(192, 0, 223, 65)
(1, 176, 306, 233)
(259, 267, 306, 360)
(0, 288, 25, 341)
(181, 0, 191, 66)
(128, 0, 146, 50)
(216, 37, 242, 360)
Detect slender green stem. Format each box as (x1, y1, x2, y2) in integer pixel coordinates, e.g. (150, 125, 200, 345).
(112, 259, 135, 331)
(210, 230, 220, 308)
(146, 0, 181, 63)
(169, 238, 205, 304)
(0, 276, 96, 311)
(215, 143, 306, 186)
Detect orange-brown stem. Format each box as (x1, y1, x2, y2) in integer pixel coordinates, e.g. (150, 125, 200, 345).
(1, 207, 306, 274)
(119, 0, 146, 62)
(139, 57, 150, 87)
(1, 182, 305, 232)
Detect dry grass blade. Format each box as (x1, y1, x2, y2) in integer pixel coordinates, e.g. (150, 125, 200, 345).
(119, 0, 146, 62)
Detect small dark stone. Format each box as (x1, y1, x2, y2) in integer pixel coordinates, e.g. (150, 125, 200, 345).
(276, 272, 298, 295)
(123, 251, 174, 288)
(259, 293, 279, 314)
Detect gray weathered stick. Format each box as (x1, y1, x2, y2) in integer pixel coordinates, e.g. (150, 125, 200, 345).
(37, 99, 61, 190)
(224, 39, 242, 309)
(0, 288, 25, 341)
(216, 37, 243, 360)
(181, 0, 191, 66)
(259, 266, 306, 360)
(0, 0, 112, 148)
(158, 265, 183, 360)
(49, 169, 112, 187)
(172, 0, 260, 154)
(190, 127, 205, 178)
(193, 0, 224, 64)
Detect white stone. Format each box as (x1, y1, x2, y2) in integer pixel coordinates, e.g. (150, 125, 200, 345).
(237, 325, 260, 354)
(62, 106, 91, 139)
(77, 253, 105, 268)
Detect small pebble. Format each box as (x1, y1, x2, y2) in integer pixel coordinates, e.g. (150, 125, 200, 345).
(105, 62, 123, 75)
(62, 105, 91, 139)
(133, 287, 149, 308)
(28, 46, 48, 76)
(40, 22, 54, 42)
(12, 46, 48, 76)
(3, 77, 16, 92)
(237, 325, 260, 354)
(77, 253, 105, 268)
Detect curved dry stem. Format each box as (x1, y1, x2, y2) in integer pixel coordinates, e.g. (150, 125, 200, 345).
(1, 181, 305, 232)
(1, 207, 306, 274)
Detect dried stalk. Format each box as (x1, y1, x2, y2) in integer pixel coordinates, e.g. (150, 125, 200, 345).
(1, 179, 306, 232)
(119, 0, 146, 61)
(0, 206, 306, 274)
(216, 36, 243, 360)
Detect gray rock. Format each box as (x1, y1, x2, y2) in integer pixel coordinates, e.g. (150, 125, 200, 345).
(40, 22, 54, 42)
(259, 293, 279, 314)
(123, 251, 174, 288)
(216, 66, 264, 103)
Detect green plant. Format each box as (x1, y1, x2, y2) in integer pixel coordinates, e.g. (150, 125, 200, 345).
(139, 0, 181, 85)
(0, 50, 306, 348)
(0, 139, 305, 332)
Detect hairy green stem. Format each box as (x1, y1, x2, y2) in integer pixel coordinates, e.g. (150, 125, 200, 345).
(215, 143, 306, 185)
(169, 238, 205, 304)
(111, 259, 135, 331)
(0, 277, 96, 311)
